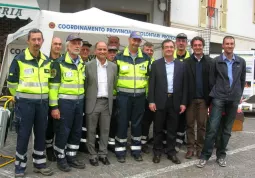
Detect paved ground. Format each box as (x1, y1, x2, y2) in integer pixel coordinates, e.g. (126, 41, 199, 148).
(1, 115, 255, 178)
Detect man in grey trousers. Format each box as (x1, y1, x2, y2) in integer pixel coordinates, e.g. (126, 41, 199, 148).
(85, 41, 117, 166)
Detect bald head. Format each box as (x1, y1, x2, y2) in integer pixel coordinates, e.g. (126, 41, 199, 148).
(95, 41, 108, 60)
(51, 37, 62, 57)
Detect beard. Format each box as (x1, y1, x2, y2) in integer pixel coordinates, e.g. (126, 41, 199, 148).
(71, 50, 80, 55)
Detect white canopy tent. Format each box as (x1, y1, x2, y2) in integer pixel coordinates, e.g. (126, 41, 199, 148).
(0, 7, 197, 93)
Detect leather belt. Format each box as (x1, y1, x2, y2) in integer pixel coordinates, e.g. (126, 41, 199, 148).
(97, 97, 108, 100)
(167, 93, 173, 97)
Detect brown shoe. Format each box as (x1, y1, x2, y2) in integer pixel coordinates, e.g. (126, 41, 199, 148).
(196, 151, 201, 158)
(185, 151, 194, 159)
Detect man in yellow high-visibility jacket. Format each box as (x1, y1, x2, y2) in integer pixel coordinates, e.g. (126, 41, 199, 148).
(141, 42, 155, 154)
(114, 31, 151, 163)
(106, 45, 119, 152)
(174, 33, 190, 152)
(7, 28, 53, 177)
(45, 37, 62, 162)
(79, 40, 92, 154)
(49, 34, 86, 172)
(174, 33, 190, 61)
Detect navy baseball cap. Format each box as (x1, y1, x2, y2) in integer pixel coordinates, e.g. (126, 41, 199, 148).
(66, 34, 83, 42)
(130, 31, 143, 40)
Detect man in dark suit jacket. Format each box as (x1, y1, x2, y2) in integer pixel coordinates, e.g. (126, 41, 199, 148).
(148, 39, 187, 164)
(184, 36, 212, 159)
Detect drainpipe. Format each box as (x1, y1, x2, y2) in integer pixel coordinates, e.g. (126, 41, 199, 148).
(167, 0, 171, 26)
(159, 0, 171, 26)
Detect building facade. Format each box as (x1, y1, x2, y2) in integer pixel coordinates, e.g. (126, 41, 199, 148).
(37, 0, 255, 53)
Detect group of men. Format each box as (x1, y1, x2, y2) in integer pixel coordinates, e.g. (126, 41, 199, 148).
(7, 28, 246, 178)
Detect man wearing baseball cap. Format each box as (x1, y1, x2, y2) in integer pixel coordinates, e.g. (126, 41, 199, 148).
(79, 40, 93, 154)
(174, 33, 190, 61)
(174, 33, 190, 153)
(49, 33, 86, 172)
(114, 31, 151, 163)
(80, 41, 92, 63)
(106, 45, 119, 153)
(107, 46, 118, 62)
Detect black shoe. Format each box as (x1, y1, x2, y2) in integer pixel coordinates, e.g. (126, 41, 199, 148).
(78, 145, 89, 154)
(89, 158, 99, 166)
(167, 155, 181, 164)
(68, 159, 85, 169)
(147, 138, 154, 145)
(133, 154, 143, 162)
(141, 145, 150, 154)
(152, 155, 161, 163)
(107, 145, 115, 153)
(57, 160, 72, 172)
(117, 156, 126, 163)
(99, 157, 110, 165)
(46, 148, 56, 162)
(95, 140, 99, 150)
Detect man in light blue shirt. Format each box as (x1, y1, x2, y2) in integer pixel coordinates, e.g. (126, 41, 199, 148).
(165, 60, 174, 93)
(148, 39, 187, 164)
(197, 36, 246, 168)
(223, 54, 235, 87)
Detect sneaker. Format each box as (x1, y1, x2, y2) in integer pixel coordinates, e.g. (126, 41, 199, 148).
(196, 159, 207, 168)
(216, 158, 227, 167)
(33, 167, 53, 176)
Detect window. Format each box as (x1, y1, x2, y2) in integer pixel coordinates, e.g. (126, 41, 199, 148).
(199, 0, 227, 31)
(199, 0, 207, 28)
(199, 0, 218, 29)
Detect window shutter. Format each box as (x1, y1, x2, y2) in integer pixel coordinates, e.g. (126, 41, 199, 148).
(199, 0, 208, 28)
(220, 0, 228, 31)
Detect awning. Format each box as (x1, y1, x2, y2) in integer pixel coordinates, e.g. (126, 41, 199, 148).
(0, 0, 40, 20)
